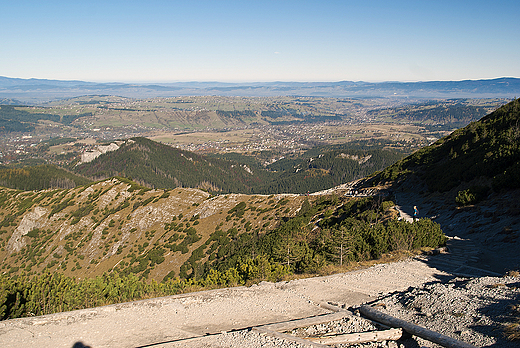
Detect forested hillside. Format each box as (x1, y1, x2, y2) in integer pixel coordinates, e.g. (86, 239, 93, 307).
(74, 137, 274, 193)
(368, 102, 490, 126)
(72, 137, 405, 194)
(374, 98, 520, 203)
(0, 165, 91, 190)
(257, 144, 404, 193)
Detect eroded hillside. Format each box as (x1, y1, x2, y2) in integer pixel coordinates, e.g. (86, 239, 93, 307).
(0, 177, 310, 281)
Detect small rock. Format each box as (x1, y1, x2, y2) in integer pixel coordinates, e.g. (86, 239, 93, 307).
(387, 341, 398, 348)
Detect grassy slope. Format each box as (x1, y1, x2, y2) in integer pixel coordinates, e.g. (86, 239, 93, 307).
(0, 178, 309, 281)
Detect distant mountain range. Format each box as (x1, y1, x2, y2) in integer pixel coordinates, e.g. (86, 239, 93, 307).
(1, 76, 519, 103)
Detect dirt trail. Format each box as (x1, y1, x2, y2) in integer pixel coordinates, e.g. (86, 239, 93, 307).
(395, 187, 520, 274)
(0, 259, 450, 348)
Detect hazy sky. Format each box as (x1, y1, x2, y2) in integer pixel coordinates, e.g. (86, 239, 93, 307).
(2, 0, 519, 83)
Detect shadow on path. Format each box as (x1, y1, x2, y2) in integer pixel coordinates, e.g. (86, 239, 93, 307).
(417, 236, 501, 278)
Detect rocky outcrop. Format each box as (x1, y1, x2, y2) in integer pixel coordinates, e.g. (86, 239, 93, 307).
(79, 140, 132, 164)
(6, 206, 48, 252)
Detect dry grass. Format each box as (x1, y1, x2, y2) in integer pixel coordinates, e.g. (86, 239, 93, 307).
(487, 283, 507, 289)
(503, 270, 520, 341)
(505, 324, 520, 341)
(505, 304, 520, 341)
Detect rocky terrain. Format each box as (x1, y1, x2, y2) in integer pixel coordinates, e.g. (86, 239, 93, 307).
(203, 274, 519, 348)
(1, 254, 518, 348)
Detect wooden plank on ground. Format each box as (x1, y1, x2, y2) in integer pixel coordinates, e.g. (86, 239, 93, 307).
(258, 311, 354, 332)
(311, 328, 403, 345)
(359, 305, 477, 348)
(252, 327, 330, 348)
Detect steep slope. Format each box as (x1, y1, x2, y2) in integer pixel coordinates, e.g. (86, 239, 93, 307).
(0, 178, 309, 282)
(258, 145, 404, 194)
(367, 98, 520, 272)
(375, 98, 520, 193)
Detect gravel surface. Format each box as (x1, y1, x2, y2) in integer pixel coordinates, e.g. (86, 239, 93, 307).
(370, 275, 520, 348)
(165, 274, 520, 348)
(3, 255, 518, 348)
(0, 258, 451, 348)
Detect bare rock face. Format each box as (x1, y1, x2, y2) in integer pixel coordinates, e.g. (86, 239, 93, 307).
(79, 142, 121, 164)
(6, 206, 48, 252)
(194, 193, 243, 219)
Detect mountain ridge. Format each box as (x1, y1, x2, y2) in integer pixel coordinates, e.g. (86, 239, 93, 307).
(72, 137, 405, 194)
(372, 98, 520, 193)
(361, 98, 520, 273)
(1, 76, 519, 103)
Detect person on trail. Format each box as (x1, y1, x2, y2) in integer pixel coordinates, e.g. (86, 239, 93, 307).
(413, 206, 418, 221)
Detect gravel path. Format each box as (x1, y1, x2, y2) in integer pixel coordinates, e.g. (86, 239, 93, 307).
(0, 258, 454, 348)
(1, 255, 518, 348)
(156, 272, 520, 348)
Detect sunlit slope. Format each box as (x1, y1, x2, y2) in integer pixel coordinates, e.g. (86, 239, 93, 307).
(375, 98, 520, 195)
(0, 178, 309, 281)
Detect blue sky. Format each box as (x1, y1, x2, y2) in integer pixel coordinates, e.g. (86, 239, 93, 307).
(1, 0, 519, 82)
